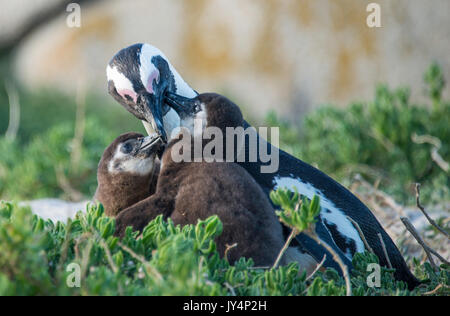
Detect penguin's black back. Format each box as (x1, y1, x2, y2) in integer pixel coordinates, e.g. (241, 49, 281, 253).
(239, 121, 420, 289)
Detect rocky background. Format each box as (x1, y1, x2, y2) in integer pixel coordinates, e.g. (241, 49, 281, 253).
(1, 0, 449, 119)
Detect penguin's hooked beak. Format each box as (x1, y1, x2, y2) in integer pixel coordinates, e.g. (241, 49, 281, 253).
(164, 92, 201, 119)
(140, 93, 168, 143)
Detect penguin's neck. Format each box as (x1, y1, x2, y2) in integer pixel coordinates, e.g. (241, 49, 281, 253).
(237, 120, 285, 192)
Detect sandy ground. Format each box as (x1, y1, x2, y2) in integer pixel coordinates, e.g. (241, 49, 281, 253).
(350, 179, 450, 262)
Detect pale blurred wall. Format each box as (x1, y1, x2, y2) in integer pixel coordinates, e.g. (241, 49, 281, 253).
(5, 0, 450, 119)
(0, 0, 61, 41)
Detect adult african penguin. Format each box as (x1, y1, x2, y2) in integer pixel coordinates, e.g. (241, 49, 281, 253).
(106, 43, 196, 142)
(94, 132, 162, 217)
(106, 43, 419, 289)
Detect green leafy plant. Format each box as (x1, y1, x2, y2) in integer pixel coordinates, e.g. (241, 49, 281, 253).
(267, 63, 450, 204)
(0, 198, 448, 296)
(271, 188, 320, 232)
(271, 189, 355, 295)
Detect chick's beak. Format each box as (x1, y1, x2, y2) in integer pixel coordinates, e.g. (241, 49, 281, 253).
(138, 134, 164, 157)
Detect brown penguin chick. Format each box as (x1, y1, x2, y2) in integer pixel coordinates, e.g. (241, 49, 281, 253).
(115, 141, 287, 266)
(94, 132, 162, 217)
(115, 94, 317, 270)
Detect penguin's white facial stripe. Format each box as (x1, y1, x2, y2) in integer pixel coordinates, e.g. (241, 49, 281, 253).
(108, 144, 155, 176)
(170, 67, 198, 98)
(139, 44, 163, 95)
(139, 43, 197, 98)
(273, 176, 365, 259)
(145, 69, 160, 94)
(107, 65, 137, 102)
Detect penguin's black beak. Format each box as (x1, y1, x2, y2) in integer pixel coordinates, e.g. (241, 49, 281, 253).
(139, 93, 168, 143)
(164, 92, 201, 119)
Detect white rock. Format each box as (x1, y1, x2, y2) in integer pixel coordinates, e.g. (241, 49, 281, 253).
(20, 198, 90, 223)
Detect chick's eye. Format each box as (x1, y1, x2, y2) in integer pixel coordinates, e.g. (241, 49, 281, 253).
(121, 142, 133, 154)
(194, 102, 201, 113)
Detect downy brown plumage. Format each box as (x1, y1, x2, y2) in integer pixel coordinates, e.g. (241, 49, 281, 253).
(94, 132, 161, 217)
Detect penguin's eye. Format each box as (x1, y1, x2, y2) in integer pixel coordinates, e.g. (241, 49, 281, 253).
(194, 102, 201, 113)
(121, 142, 133, 154)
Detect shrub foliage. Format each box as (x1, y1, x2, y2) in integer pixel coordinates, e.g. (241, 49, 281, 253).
(266, 63, 450, 204)
(0, 200, 448, 296)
